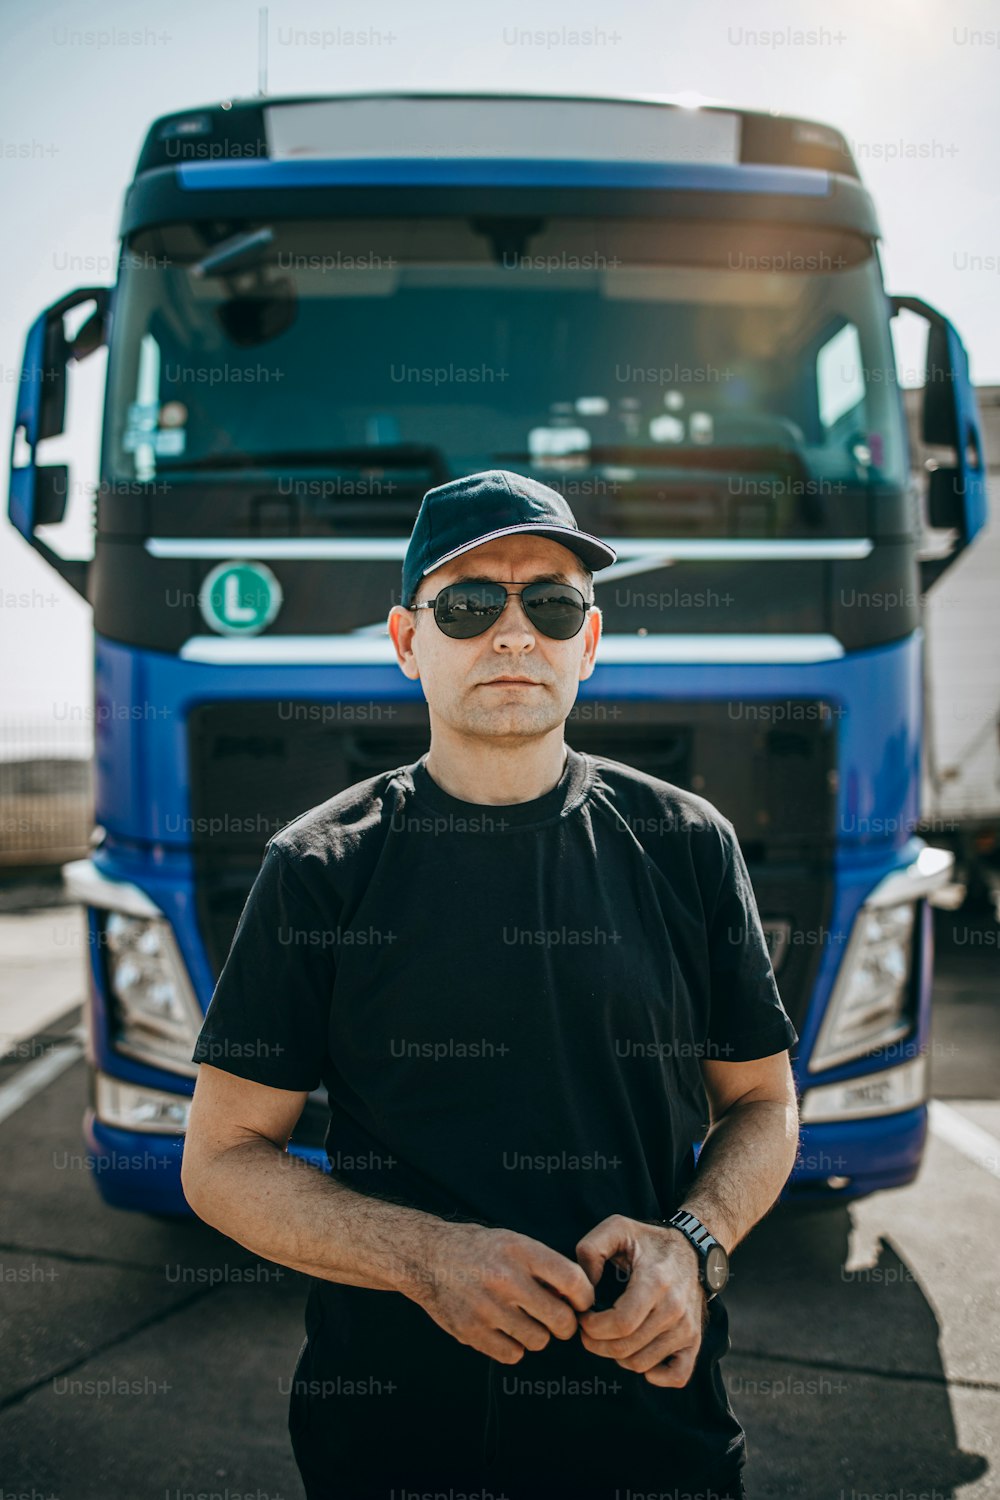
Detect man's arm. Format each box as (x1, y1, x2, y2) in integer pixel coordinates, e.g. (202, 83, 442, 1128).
(674, 1047, 800, 1254)
(575, 1050, 798, 1386)
(182, 1062, 594, 1362)
(182, 1063, 451, 1293)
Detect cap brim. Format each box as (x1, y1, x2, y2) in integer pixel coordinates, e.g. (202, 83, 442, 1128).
(422, 522, 618, 578)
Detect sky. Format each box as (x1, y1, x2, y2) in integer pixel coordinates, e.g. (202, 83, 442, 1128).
(2, 0, 999, 726)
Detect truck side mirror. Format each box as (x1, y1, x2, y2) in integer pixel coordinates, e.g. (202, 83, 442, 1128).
(33, 464, 71, 527)
(8, 286, 109, 597)
(921, 321, 960, 450)
(889, 294, 987, 587)
(39, 307, 70, 440)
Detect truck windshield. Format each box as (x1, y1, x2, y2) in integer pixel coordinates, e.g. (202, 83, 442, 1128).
(104, 214, 906, 535)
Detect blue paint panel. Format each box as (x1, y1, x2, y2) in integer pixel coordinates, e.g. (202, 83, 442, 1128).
(176, 157, 832, 196)
(84, 1114, 188, 1215)
(786, 1107, 927, 1201)
(93, 630, 923, 855)
(944, 317, 989, 542)
(8, 313, 47, 537)
(14, 312, 47, 439)
(84, 1115, 327, 1216)
(81, 1098, 927, 1217)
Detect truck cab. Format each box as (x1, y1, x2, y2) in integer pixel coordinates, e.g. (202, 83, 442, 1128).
(8, 93, 988, 1213)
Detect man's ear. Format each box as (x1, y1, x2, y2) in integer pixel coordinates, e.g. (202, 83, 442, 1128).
(388, 605, 421, 681)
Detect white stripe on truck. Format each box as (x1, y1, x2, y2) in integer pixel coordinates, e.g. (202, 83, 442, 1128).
(178, 633, 845, 665)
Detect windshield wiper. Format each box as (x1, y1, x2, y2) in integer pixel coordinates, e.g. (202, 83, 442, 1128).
(495, 444, 808, 477)
(158, 443, 451, 482)
(192, 228, 276, 278)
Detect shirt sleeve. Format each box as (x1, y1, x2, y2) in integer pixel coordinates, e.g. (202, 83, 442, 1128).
(703, 820, 799, 1063)
(191, 840, 338, 1091)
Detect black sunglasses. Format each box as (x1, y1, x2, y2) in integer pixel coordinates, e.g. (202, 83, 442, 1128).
(410, 579, 593, 640)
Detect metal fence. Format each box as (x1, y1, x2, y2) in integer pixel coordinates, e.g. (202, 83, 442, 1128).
(0, 718, 95, 868)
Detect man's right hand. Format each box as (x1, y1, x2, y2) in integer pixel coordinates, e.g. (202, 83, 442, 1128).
(409, 1222, 595, 1364)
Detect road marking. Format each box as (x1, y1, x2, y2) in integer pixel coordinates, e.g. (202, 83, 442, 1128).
(0, 1028, 86, 1128)
(929, 1100, 1000, 1182)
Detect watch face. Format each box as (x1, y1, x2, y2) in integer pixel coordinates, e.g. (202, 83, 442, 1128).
(704, 1244, 729, 1294)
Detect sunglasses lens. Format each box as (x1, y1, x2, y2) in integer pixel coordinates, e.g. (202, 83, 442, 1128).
(434, 582, 507, 638)
(521, 583, 587, 639)
(433, 581, 588, 640)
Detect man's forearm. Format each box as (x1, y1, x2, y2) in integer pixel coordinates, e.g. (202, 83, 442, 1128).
(185, 1136, 458, 1299)
(675, 1097, 799, 1253)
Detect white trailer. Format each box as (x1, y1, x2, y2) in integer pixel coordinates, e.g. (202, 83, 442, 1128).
(919, 384, 1000, 911)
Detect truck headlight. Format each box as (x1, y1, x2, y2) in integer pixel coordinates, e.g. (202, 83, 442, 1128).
(94, 1071, 191, 1133)
(103, 912, 202, 1076)
(808, 847, 954, 1074)
(809, 903, 916, 1071)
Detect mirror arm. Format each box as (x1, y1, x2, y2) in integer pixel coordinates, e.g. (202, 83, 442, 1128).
(30, 532, 89, 599)
(889, 293, 947, 328)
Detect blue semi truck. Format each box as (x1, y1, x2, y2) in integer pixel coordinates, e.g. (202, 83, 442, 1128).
(9, 93, 988, 1215)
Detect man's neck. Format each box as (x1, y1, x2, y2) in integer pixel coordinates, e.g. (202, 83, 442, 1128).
(424, 739, 569, 806)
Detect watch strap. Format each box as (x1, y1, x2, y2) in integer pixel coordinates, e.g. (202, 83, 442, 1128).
(667, 1208, 720, 1254)
(655, 1209, 728, 1296)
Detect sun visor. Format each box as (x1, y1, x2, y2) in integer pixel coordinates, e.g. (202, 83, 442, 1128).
(264, 97, 742, 165)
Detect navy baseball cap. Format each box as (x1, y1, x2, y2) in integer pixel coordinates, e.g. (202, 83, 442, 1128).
(401, 469, 618, 608)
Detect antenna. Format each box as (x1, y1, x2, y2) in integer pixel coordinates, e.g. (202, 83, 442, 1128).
(257, 6, 268, 96)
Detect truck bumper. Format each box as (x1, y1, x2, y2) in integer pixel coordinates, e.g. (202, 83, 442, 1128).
(83, 1092, 928, 1217)
(72, 829, 943, 1215)
(783, 1105, 928, 1202)
(84, 1107, 329, 1217)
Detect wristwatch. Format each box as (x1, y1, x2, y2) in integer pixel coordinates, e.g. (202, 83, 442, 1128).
(657, 1209, 730, 1298)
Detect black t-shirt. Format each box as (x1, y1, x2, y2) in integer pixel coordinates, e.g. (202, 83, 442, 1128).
(192, 746, 796, 1490)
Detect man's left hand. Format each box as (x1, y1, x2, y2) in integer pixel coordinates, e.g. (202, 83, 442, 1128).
(574, 1214, 709, 1387)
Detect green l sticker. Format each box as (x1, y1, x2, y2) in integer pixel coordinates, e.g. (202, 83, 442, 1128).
(198, 561, 283, 636)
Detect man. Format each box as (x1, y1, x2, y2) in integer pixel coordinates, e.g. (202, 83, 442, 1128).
(183, 469, 800, 1500)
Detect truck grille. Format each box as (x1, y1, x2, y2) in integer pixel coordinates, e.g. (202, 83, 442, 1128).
(188, 697, 836, 1040)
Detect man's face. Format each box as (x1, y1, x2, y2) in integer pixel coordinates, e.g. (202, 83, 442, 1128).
(388, 534, 601, 746)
